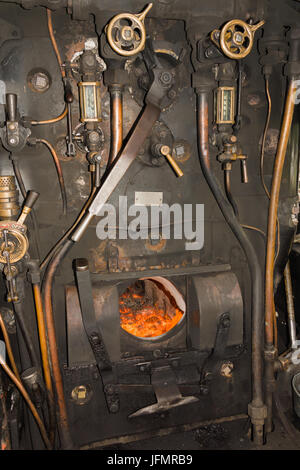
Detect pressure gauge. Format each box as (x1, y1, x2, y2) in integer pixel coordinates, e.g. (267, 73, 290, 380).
(214, 86, 235, 125)
(78, 82, 102, 122)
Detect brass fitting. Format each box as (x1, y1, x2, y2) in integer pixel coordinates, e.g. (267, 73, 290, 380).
(0, 176, 19, 220)
(0, 222, 28, 264)
(218, 138, 248, 183)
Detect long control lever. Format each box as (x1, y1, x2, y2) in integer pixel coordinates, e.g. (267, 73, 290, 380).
(64, 80, 76, 157)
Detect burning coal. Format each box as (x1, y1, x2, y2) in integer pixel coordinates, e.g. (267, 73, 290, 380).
(120, 279, 184, 338)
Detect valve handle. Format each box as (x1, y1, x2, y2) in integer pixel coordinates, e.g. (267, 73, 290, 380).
(160, 145, 184, 178)
(106, 3, 153, 57)
(211, 19, 265, 60)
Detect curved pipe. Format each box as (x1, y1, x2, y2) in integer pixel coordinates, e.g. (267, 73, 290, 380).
(43, 239, 74, 449)
(224, 169, 239, 218)
(196, 91, 264, 443)
(13, 300, 39, 369)
(40, 177, 96, 271)
(46, 8, 65, 79)
(36, 138, 67, 215)
(30, 106, 68, 126)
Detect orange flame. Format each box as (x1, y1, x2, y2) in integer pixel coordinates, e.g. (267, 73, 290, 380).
(120, 285, 183, 338)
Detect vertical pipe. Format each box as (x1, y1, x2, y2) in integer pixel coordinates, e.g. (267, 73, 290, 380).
(284, 260, 297, 349)
(32, 283, 55, 447)
(196, 90, 265, 443)
(108, 86, 123, 167)
(265, 80, 296, 347)
(264, 80, 296, 432)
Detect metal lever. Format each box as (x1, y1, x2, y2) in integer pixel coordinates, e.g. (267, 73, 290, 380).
(2, 229, 19, 302)
(64, 80, 76, 157)
(17, 190, 39, 225)
(160, 145, 184, 178)
(239, 156, 248, 184)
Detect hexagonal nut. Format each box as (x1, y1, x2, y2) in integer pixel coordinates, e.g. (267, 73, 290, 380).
(27, 271, 41, 284)
(103, 69, 129, 87)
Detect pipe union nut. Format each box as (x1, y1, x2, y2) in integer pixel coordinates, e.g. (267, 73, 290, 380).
(248, 403, 267, 425)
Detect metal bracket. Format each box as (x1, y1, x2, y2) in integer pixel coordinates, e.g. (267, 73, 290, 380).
(200, 312, 231, 393)
(129, 365, 199, 418)
(74, 258, 120, 413)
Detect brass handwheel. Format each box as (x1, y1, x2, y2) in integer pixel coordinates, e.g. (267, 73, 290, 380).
(213, 19, 265, 60)
(106, 3, 153, 57)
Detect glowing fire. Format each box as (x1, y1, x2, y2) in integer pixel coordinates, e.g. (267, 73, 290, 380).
(120, 282, 183, 338)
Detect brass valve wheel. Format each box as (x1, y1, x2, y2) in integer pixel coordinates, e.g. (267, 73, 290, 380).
(106, 3, 153, 57)
(0, 221, 28, 264)
(211, 19, 265, 60)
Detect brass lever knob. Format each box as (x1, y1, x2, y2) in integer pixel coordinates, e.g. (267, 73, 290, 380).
(17, 190, 39, 225)
(160, 145, 184, 178)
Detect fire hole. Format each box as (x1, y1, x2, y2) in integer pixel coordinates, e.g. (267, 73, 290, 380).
(119, 277, 185, 339)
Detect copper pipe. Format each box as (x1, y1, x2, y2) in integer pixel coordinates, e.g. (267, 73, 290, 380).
(36, 138, 67, 215)
(242, 224, 266, 238)
(264, 80, 296, 434)
(0, 361, 51, 449)
(43, 240, 74, 449)
(108, 86, 123, 167)
(284, 260, 297, 349)
(29, 10, 67, 127)
(198, 92, 210, 169)
(46, 8, 65, 79)
(260, 77, 272, 199)
(265, 80, 296, 347)
(33, 283, 55, 446)
(0, 315, 20, 381)
(30, 106, 68, 126)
